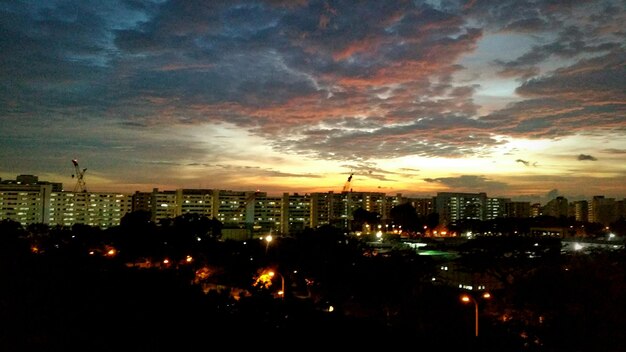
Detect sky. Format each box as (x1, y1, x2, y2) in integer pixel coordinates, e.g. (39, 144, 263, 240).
(1, 0, 625, 203)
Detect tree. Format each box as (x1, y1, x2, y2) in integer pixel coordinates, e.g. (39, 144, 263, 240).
(352, 207, 380, 232)
(389, 203, 421, 232)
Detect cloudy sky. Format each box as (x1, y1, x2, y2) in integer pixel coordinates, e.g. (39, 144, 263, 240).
(1, 0, 625, 203)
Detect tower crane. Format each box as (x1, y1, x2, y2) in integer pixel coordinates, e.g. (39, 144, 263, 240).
(342, 172, 354, 193)
(71, 159, 87, 192)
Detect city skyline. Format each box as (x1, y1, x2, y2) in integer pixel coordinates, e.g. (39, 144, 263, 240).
(1, 1, 625, 204)
(1, 172, 622, 207)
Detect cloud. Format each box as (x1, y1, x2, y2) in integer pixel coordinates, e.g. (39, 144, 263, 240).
(577, 154, 598, 161)
(482, 51, 626, 140)
(516, 159, 539, 167)
(494, 25, 620, 80)
(423, 175, 508, 191)
(546, 189, 560, 199)
(0, 0, 624, 196)
(602, 148, 626, 154)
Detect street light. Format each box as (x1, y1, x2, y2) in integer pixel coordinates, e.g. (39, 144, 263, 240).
(264, 234, 273, 253)
(460, 292, 491, 337)
(268, 271, 285, 300)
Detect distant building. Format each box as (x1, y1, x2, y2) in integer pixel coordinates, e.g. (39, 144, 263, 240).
(0, 184, 52, 225)
(177, 188, 215, 218)
(504, 201, 531, 218)
(589, 196, 617, 226)
(281, 193, 311, 235)
(408, 197, 436, 217)
(573, 200, 588, 222)
(434, 192, 511, 226)
(486, 197, 510, 220)
(309, 191, 387, 232)
(435, 192, 488, 226)
(530, 203, 542, 217)
(48, 191, 132, 228)
(3, 173, 624, 238)
(0, 174, 62, 192)
(1, 175, 130, 228)
(543, 196, 569, 218)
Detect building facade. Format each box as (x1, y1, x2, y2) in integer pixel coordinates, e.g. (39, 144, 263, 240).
(4, 174, 624, 238)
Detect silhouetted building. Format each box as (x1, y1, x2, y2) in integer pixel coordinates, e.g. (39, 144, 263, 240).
(589, 196, 617, 226)
(504, 201, 531, 218)
(434, 193, 514, 226)
(573, 200, 588, 222)
(530, 203, 542, 217)
(0, 174, 62, 192)
(543, 196, 569, 218)
(408, 197, 436, 217)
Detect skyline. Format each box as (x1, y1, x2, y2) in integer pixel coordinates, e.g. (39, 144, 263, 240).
(1, 1, 625, 204)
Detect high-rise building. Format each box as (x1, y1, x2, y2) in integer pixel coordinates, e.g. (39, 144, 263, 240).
(589, 196, 617, 226)
(6, 173, 623, 239)
(0, 174, 62, 192)
(408, 197, 435, 218)
(252, 193, 282, 234)
(573, 200, 588, 222)
(281, 193, 311, 235)
(504, 201, 531, 218)
(530, 203, 542, 217)
(0, 184, 52, 226)
(1, 175, 130, 228)
(151, 188, 178, 222)
(435, 192, 488, 226)
(543, 196, 569, 218)
(49, 191, 132, 228)
(486, 197, 510, 220)
(176, 189, 215, 218)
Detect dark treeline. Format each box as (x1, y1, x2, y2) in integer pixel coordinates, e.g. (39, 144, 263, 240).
(1, 212, 625, 351)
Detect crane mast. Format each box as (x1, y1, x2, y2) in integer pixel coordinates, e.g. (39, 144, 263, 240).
(342, 172, 353, 193)
(71, 159, 87, 192)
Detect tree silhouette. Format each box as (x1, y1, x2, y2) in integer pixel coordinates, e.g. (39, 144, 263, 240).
(389, 203, 421, 232)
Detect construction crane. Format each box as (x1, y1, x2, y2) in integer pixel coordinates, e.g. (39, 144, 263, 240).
(71, 159, 87, 192)
(342, 172, 354, 193)
(235, 191, 259, 215)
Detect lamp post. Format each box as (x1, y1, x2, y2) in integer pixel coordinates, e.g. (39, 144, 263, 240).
(268, 271, 285, 300)
(460, 292, 491, 337)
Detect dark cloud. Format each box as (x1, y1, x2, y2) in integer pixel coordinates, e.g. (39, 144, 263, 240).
(0, 0, 624, 197)
(423, 175, 508, 191)
(602, 148, 626, 154)
(483, 51, 626, 140)
(577, 154, 598, 161)
(502, 17, 549, 32)
(515, 159, 537, 167)
(495, 26, 621, 79)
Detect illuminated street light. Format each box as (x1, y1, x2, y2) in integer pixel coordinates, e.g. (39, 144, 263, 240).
(460, 292, 491, 337)
(264, 233, 273, 253)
